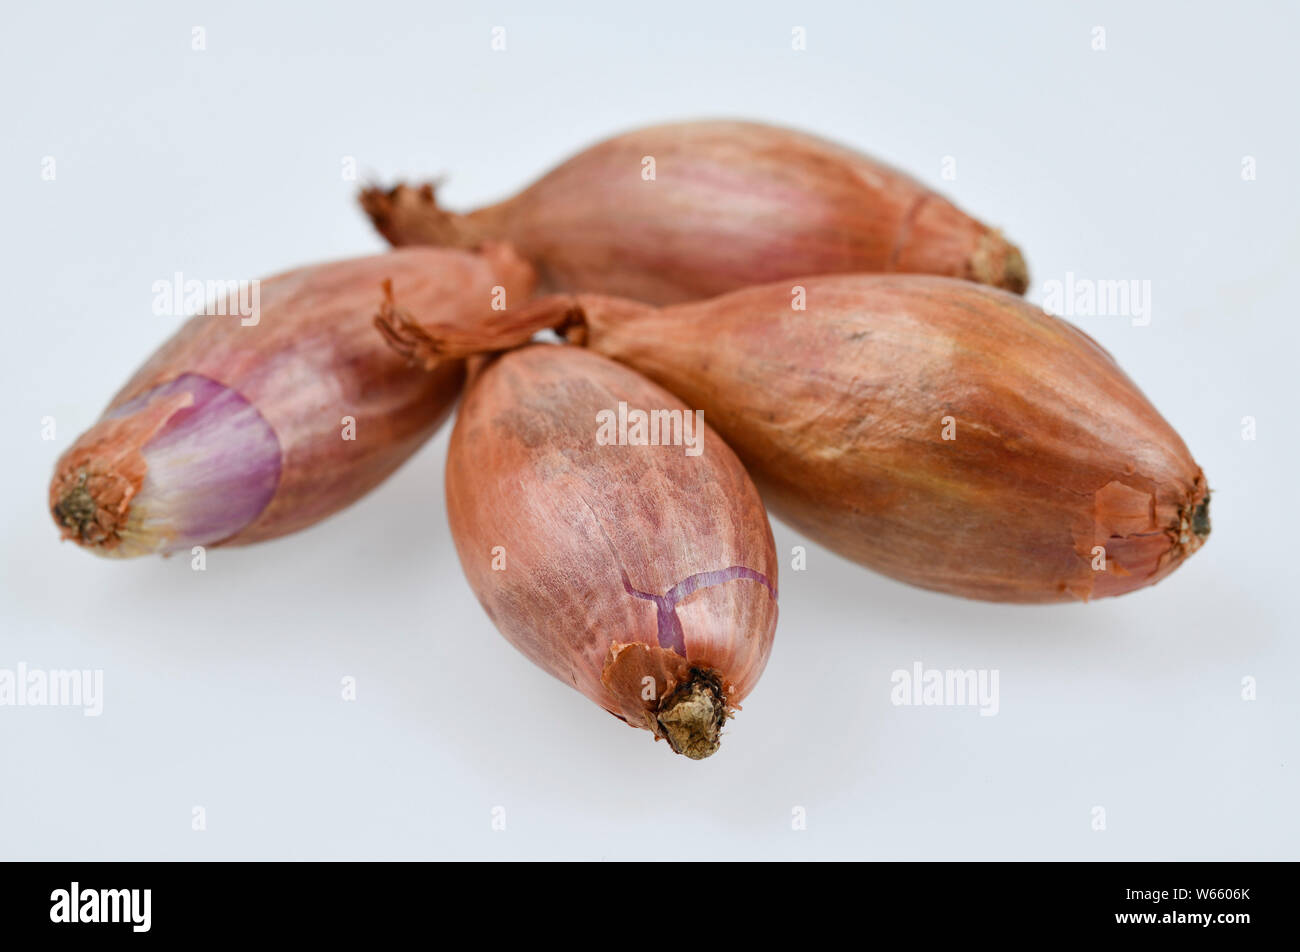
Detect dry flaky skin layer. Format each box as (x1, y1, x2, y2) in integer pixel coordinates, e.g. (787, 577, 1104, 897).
(50, 392, 189, 548)
(360, 119, 1028, 304)
(51, 246, 535, 555)
(389, 278, 1209, 603)
(445, 345, 778, 756)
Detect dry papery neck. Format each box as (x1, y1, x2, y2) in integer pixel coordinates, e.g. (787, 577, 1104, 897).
(375, 291, 597, 366)
(656, 668, 728, 760)
(359, 182, 503, 251)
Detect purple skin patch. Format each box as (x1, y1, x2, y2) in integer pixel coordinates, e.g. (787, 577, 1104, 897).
(619, 566, 777, 657)
(106, 373, 281, 553)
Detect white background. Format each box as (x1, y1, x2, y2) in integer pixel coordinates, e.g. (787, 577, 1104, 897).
(2, 1, 1296, 860)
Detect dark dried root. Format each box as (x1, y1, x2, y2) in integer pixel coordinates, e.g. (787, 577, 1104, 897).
(972, 230, 1030, 294)
(1191, 495, 1211, 542)
(656, 667, 728, 760)
(52, 476, 99, 542)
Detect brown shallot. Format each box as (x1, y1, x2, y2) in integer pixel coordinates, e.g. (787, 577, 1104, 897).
(51, 246, 534, 557)
(444, 344, 778, 757)
(361, 119, 1028, 304)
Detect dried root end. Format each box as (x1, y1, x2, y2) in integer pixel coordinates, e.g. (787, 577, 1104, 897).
(656, 667, 728, 760)
(50, 467, 136, 551)
(1001, 244, 1029, 295)
(1179, 486, 1212, 554)
(1191, 496, 1211, 541)
(54, 482, 97, 534)
(48, 385, 203, 557)
(972, 230, 1029, 294)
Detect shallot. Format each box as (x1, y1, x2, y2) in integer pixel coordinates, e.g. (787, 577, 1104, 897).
(361, 120, 1028, 304)
(444, 343, 778, 756)
(51, 246, 534, 556)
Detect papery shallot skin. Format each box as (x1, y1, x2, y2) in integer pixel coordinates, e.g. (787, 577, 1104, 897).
(445, 345, 778, 757)
(386, 277, 1209, 604)
(567, 278, 1209, 603)
(361, 120, 1028, 304)
(50, 246, 534, 557)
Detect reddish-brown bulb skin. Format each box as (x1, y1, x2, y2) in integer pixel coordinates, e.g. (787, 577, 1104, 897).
(573, 277, 1209, 603)
(361, 120, 1028, 304)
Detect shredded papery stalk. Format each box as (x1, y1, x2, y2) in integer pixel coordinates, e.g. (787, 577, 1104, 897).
(375, 285, 585, 363)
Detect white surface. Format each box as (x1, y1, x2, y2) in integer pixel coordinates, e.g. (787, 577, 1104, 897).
(1, 0, 1295, 860)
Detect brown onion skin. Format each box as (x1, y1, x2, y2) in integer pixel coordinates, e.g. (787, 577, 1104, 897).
(445, 345, 778, 757)
(578, 279, 1208, 602)
(360, 120, 1028, 304)
(387, 277, 1208, 604)
(51, 245, 534, 553)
